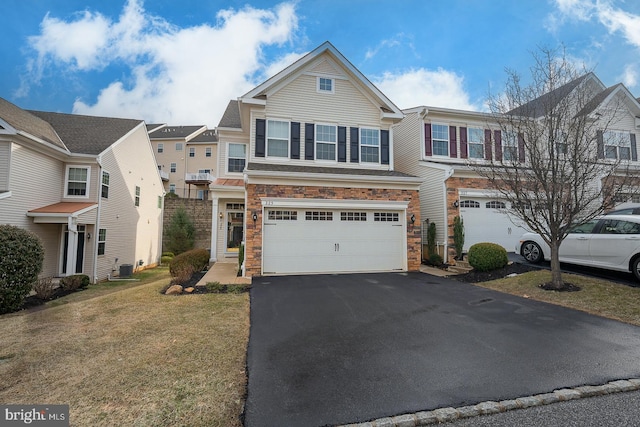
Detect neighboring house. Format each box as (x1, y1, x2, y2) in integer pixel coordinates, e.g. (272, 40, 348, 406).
(215, 41, 423, 277)
(149, 124, 219, 199)
(0, 97, 164, 282)
(394, 72, 640, 261)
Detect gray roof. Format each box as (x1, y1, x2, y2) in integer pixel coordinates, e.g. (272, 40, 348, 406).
(146, 123, 165, 132)
(0, 97, 66, 150)
(507, 74, 591, 117)
(575, 84, 621, 117)
(148, 125, 206, 139)
(29, 110, 143, 155)
(218, 100, 241, 129)
(190, 128, 218, 142)
(246, 162, 418, 179)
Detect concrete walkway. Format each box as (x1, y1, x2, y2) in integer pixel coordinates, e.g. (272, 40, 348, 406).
(195, 262, 251, 287)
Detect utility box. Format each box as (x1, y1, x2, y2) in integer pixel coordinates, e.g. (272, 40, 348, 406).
(120, 264, 133, 277)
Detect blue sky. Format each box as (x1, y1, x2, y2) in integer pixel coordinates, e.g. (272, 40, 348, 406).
(2, 0, 640, 127)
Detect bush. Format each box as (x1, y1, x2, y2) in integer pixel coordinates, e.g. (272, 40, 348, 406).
(33, 277, 55, 300)
(453, 216, 465, 260)
(426, 222, 436, 256)
(169, 248, 209, 277)
(467, 242, 508, 272)
(0, 225, 44, 314)
(205, 281, 225, 293)
(162, 252, 175, 258)
(165, 207, 195, 255)
(60, 274, 90, 291)
(428, 253, 443, 266)
(169, 264, 195, 286)
(161, 256, 173, 265)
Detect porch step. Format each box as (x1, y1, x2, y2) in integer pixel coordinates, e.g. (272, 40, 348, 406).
(447, 264, 473, 274)
(453, 259, 471, 269)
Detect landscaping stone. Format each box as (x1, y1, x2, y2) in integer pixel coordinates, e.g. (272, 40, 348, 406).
(414, 411, 437, 425)
(433, 407, 458, 422)
(553, 389, 581, 401)
(184, 287, 195, 293)
(475, 401, 502, 414)
(391, 414, 416, 427)
(165, 285, 183, 295)
(456, 405, 480, 418)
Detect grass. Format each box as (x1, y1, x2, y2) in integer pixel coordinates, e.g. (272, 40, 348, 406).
(0, 267, 249, 426)
(474, 270, 640, 326)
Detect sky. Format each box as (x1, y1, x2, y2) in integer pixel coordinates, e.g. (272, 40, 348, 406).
(2, 0, 640, 127)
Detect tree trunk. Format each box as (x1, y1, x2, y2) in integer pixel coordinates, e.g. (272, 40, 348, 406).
(548, 240, 564, 290)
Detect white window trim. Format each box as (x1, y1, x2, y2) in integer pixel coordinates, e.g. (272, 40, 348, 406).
(431, 123, 449, 157)
(189, 147, 195, 157)
(157, 143, 164, 153)
(205, 147, 212, 157)
(604, 130, 631, 160)
(64, 165, 91, 199)
(266, 119, 290, 159)
(502, 131, 518, 161)
(227, 142, 247, 174)
(467, 127, 484, 159)
(360, 127, 381, 164)
(101, 170, 110, 199)
(315, 123, 338, 163)
(170, 162, 177, 173)
(97, 228, 107, 256)
(134, 186, 141, 207)
(317, 76, 335, 94)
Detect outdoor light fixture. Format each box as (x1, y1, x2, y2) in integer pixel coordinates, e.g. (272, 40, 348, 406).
(453, 200, 459, 208)
(410, 214, 416, 224)
(219, 212, 223, 219)
(252, 212, 258, 222)
(87, 232, 91, 240)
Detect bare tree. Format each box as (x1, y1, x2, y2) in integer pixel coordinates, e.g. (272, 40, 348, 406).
(472, 47, 640, 290)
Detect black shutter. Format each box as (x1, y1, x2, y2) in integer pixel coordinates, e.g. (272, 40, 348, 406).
(597, 130, 604, 159)
(631, 133, 637, 161)
(459, 127, 468, 159)
(381, 130, 390, 165)
(291, 122, 300, 159)
(305, 123, 314, 160)
(255, 119, 265, 157)
(338, 126, 347, 162)
(350, 127, 359, 162)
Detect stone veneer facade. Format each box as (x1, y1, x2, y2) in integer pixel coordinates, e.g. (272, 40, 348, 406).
(244, 184, 421, 277)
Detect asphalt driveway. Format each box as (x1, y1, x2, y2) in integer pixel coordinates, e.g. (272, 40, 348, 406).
(244, 273, 640, 427)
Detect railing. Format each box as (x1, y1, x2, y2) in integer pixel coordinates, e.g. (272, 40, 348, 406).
(166, 187, 212, 200)
(185, 172, 215, 182)
(158, 170, 169, 181)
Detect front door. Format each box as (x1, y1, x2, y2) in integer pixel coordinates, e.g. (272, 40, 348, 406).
(62, 224, 85, 274)
(226, 207, 244, 253)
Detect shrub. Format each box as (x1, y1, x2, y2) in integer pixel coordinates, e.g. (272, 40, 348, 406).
(426, 222, 436, 256)
(162, 252, 175, 258)
(33, 277, 55, 300)
(0, 225, 44, 314)
(467, 242, 508, 272)
(60, 274, 90, 291)
(165, 207, 195, 255)
(169, 248, 209, 277)
(205, 281, 225, 293)
(428, 253, 443, 266)
(453, 216, 465, 260)
(169, 264, 195, 286)
(161, 256, 173, 265)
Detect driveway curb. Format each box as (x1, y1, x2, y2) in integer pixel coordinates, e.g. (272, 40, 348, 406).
(340, 378, 640, 426)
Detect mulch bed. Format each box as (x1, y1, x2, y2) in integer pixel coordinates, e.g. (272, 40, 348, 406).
(452, 262, 540, 283)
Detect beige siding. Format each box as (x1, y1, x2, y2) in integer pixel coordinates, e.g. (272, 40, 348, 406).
(309, 58, 343, 75)
(0, 141, 10, 192)
(185, 143, 218, 175)
(97, 125, 163, 280)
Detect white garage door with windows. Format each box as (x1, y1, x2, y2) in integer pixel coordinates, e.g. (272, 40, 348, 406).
(262, 200, 408, 275)
(459, 195, 530, 252)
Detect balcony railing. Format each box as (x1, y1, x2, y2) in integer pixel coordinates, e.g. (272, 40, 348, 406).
(185, 172, 215, 183)
(159, 170, 169, 181)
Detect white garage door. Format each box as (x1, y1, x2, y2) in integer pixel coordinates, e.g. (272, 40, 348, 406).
(459, 198, 530, 252)
(262, 208, 405, 275)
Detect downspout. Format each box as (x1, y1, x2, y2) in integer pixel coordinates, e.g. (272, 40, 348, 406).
(93, 157, 103, 283)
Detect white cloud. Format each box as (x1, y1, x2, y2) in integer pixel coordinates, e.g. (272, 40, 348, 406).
(373, 68, 479, 111)
(263, 51, 306, 79)
(22, 0, 298, 126)
(620, 64, 638, 88)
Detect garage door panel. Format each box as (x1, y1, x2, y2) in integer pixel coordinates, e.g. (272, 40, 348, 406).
(262, 208, 405, 275)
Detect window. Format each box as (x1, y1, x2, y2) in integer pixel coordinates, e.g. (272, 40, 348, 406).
(197, 190, 204, 200)
(316, 124, 337, 161)
(170, 163, 176, 173)
(600, 219, 640, 234)
(460, 200, 480, 208)
(468, 127, 484, 159)
(66, 166, 89, 197)
(157, 196, 162, 209)
(268, 210, 297, 220)
(568, 220, 598, 234)
(432, 124, 449, 156)
(360, 128, 380, 163)
(374, 212, 399, 222)
(604, 130, 630, 160)
(341, 212, 367, 221)
(135, 186, 140, 207)
(205, 147, 212, 157)
(157, 143, 164, 153)
(101, 171, 109, 199)
(306, 211, 333, 221)
(267, 120, 289, 157)
(318, 77, 334, 93)
(503, 131, 518, 161)
(226, 203, 245, 210)
(486, 201, 506, 209)
(198, 169, 211, 174)
(169, 184, 176, 194)
(189, 147, 195, 157)
(228, 143, 246, 172)
(175, 142, 183, 151)
(97, 229, 106, 256)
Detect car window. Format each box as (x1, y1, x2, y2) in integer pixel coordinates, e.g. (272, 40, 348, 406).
(568, 220, 599, 234)
(600, 219, 640, 234)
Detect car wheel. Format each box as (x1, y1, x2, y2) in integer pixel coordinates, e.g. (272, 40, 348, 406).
(521, 241, 543, 263)
(632, 257, 640, 281)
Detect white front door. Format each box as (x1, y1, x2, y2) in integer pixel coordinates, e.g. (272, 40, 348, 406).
(262, 208, 405, 275)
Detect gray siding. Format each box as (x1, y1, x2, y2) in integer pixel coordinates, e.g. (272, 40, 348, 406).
(0, 141, 10, 192)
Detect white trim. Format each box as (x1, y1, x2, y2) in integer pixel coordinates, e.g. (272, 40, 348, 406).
(314, 123, 338, 162)
(266, 118, 290, 159)
(64, 165, 92, 199)
(458, 188, 503, 198)
(316, 76, 335, 94)
(261, 197, 409, 210)
(0, 191, 12, 200)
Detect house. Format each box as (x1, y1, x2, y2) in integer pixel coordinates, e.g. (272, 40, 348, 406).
(214, 41, 423, 277)
(148, 125, 220, 199)
(0, 97, 164, 282)
(394, 73, 640, 261)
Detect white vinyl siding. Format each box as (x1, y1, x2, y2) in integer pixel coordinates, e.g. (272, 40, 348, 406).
(0, 141, 11, 192)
